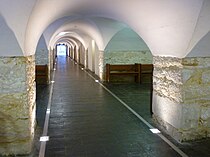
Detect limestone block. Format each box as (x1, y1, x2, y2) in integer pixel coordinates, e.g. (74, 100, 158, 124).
(201, 106, 210, 120)
(0, 56, 35, 155)
(153, 114, 183, 142)
(105, 51, 153, 65)
(153, 56, 183, 103)
(152, 92, 182, 129)
(202, 70, 210, 83)
(153, 56, 210, 142)
(98, 51, 105, 80)
(153, 56, 182, 68)
(0, 140, 32, 155)
(179, 127, 207, 141)
(0, 57, 26, 93)
(182, 57, 199, 66)
(201, 106, 210, 127)
(0, 93, 29, 119)
(181, 104, 200, 129)
(182, 57, 210, 67)
(182, 69, 194, 83)
(35, 49, 49, 65)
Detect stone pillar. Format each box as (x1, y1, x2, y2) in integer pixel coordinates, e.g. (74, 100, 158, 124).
(35, 48, 50, 84)
(66, 45, 68, 57)
(98, 51, 105, 80)
(84, 49, 88, 69)
(73, 46, 76, 61)
(70, 47, 73, 59)
(48, 48, 54, 81)
(78, 47, 80, 64)
(49, 48, 53, 71)
(153, 56, 210, 142)
(69, 47, 71, 57)
(0, 55, 36, 155)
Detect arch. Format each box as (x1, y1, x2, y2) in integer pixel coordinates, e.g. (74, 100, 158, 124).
(104, 27, 153, 65)
(0, 0, 207, 58)
(43, 16, 82, 46)
(105, 27, 150, 52)
(187, 31, 210, 57)
(185, 0, 210, 57)
(24, 0, 206, 58)
(0, 14, 22, 56)
(35, 34, 48, 65)
(48, 19, 103, 50)
(0, 0, 36, 55)
(36, 34, 48, 51)
(50, 34, 84, 50)
(60, 39, 77, 49)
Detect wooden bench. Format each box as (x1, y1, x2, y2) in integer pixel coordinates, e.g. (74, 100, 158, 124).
(35, 65, 48, 84)
(140, 64, 153, 84)
(106, 63, 153, 83)
(106, 63, 141, 83)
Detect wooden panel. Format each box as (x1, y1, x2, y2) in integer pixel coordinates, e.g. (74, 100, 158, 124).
(140, 64, 153, 84)
(141, 64, 153, 74)
(105, 63, 141, 83)
(109, 64, 136, 71)
(36, 65, 48, 84)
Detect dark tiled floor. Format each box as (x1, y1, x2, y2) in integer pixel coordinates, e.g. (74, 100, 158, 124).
(103, 83, 153, 124)
(31, 55, 210, 157)
(102, 83, 210, 157)
(44, 56, 181, 157)
(36, 84, 50, 128)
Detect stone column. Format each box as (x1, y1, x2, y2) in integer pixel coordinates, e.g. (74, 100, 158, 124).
(69, 47, 71, 57)
(98, 51, 105, 80)
(0, 55, 36, 155)
(153, 56, 210, 142)
(78, 47, 80, 64)
(84, 49, 88, 69)
(49, 48, 53, 71)
(66, 45, 68, 57)
(70, 47, 73, 59)
(48, 48, 54, 82)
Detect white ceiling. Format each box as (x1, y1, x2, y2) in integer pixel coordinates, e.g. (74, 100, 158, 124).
(0, 0, 210, 57)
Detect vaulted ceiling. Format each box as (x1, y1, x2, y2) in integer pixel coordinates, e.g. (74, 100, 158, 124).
(0, 0, 210, 57)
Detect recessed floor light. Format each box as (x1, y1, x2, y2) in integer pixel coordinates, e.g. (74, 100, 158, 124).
(40, 136, 49, 142)
(150, 128, 161, 134)
(46, 109, 50, 114)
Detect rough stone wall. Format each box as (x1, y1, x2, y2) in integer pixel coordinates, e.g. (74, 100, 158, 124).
(48, 49, 53, 82)
(36, 49, 50, 83)
(104, 51, 152, 82)
(153, 57, 183, 103)
(153, 56, 210, 142)
(84, 50, 88, 69)
(35, 49, 48, 65)
(98, 51, 104, 80)
(105, 51, 153, 65)
(0, 56, 36, 155)
(182, 57, 210, 140)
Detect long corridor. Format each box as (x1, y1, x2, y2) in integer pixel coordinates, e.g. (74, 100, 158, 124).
(41, 56, 183, 157)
